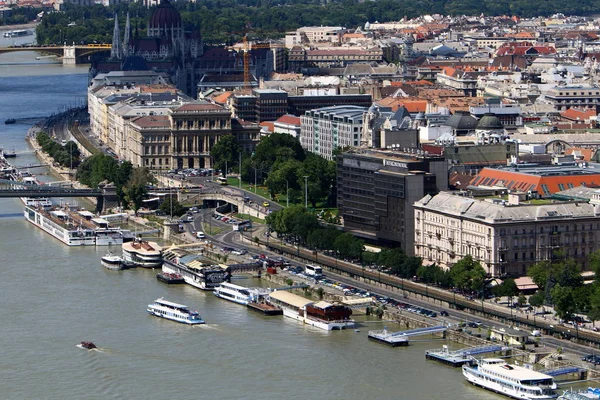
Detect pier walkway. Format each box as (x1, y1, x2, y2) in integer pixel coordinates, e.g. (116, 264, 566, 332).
(369, 325, 447, 347)
(425, 344, 506, 367)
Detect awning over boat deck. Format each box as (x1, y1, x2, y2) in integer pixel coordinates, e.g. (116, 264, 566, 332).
(269, 291, 313, 309)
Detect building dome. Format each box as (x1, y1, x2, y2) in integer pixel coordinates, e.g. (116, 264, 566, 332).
(476, 113, 503, 130)
(444, 112, 478, 130)
(149, 0, 182, 30)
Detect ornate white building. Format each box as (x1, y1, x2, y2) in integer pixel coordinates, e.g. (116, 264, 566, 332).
(414, 191, 600, 277)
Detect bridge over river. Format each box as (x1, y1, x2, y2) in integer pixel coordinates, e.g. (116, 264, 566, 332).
(0, 44, 111, 65)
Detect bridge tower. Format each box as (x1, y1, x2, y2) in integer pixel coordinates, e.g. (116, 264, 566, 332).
(63, 44, 77, 65)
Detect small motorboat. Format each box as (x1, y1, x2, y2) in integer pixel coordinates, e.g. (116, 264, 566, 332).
(101, 252, 124, 270)
(78, 341, 97, 350)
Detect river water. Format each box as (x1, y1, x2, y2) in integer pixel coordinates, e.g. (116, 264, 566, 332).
(0, 33, 506, 400)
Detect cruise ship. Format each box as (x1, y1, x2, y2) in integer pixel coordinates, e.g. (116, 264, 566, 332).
(24, 205, 131, 246)
(162, 249, 230, 290)
(268, 291, 355, 331)
(122, 240, 162, 268)
(3, 29, 32, 38)
(213, 282, 270, 305)
(147, 298, 204, 325)
(462, 358, 558, 399)
(20, 176, 52, 208)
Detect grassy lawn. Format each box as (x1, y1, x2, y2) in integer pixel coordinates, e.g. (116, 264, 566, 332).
(201, 222, 229, 236)
(226, 177, 338, 214)
(233, 213, 264, 224)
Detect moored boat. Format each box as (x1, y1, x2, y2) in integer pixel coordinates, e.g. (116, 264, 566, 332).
(559, 388, 600, 399)
(24, 205, 128, 246)
(147, 298, 204, 325)
(213, 282, 270, 306)
(122, 240, 162, 268)
(101, 252, 124, 270)
(462, 358, 558, 399)
(268, 291, 355, 331)
(156, 271, 184, 284)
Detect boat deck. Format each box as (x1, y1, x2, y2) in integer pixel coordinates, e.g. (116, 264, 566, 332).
(247, 302, 283, 316)
(425, 345, 507, 367)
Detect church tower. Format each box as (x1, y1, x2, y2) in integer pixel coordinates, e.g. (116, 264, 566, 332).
(110, 13, 122, 60)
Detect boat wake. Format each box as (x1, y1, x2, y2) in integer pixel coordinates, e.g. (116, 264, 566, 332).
(0, 213, 24, 218)
(196, 324, 220, 331)
(76, 344, 105, 353)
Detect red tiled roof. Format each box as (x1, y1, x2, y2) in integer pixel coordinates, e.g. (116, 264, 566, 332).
(471, 167, 600, 194)
(259, 121, 274, 133)
(175, 103, 224, 112)
(212, 91, 233, 104)
(275, 115, 301, 126)
(131, 115, 170, 129)
(560, 108, 597, 121)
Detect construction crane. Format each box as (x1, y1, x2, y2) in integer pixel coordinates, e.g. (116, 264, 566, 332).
(241, 35, 278, 92)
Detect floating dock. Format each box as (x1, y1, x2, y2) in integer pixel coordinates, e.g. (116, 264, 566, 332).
(425, 344, 506, 367)
(368, 325, 447, 347)
(247, 302, 283, 316)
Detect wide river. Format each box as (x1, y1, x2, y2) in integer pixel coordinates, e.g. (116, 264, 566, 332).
(0, 32, 506, 400)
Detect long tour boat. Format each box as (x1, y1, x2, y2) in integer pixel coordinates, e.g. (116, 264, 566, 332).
(24, 205, 129, 246)
(147, 298, 204, 325)
(213, 282, 270, 305)
(268, 291, 355, 331)
(462, 358, 558, 399)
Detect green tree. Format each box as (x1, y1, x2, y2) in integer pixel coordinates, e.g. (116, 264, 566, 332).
(333, 232, 364, 261)
(123, 167, 154, 214)
(210, 134, 242, 175)
(528, 291, 545, 309)
(159, 197, 186, 217)
(299, 153, 336, 208)
(551, 284, 576, 320)
(449, 255, 487, 292)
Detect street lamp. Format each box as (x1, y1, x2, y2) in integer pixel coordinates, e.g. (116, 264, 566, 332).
(238, 151, 242, 189)
(254, 166, 257, 194)
(284, 179, 289, 208)
(303, 175, 309, 209)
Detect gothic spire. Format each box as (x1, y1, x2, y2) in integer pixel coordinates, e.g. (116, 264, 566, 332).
(110, 13, 122, 60)
(122, 12, 132, 57)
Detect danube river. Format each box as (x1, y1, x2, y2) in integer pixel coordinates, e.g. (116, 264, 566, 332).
(0, 35, 504, 400)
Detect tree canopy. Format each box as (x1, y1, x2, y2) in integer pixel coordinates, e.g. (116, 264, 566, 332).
(210, 135, 241, 175)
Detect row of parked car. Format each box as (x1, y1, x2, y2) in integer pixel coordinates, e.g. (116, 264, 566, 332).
(213, 213, 243, 225)
(582, 354, 600, 365)
(170, 168, 215, 177)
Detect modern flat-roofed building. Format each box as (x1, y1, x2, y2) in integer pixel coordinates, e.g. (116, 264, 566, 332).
(545, 85, 600, 111)
(414, 191, 600, 276)
(301, 106, 366, 160)
(337, 149, 447, 254)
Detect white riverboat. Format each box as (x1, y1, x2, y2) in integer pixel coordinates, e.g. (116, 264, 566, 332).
(20, 177, 52, 208)
(24, 205, 129, 246)
(101, 252, 124, 270)
(213, 282, 269, 305)
(268, 291, 355, 331)
(122, 240, 162, 268)
(147, 298, 204, 325)
(462, 358, 558, 399)
(161, 249, 230, 290)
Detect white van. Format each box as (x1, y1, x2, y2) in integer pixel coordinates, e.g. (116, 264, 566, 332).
(196, 231, 206, 239)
